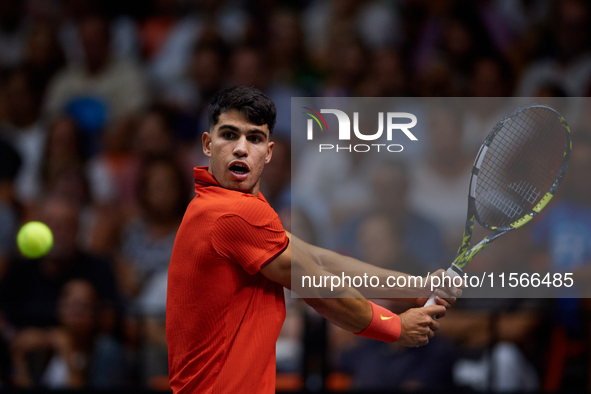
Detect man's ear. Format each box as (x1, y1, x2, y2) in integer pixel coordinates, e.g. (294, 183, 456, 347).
(202, 132, 212, 157)
(265, 141, 275, 164)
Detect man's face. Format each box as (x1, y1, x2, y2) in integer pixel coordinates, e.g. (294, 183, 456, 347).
(203, 109, 274, 195)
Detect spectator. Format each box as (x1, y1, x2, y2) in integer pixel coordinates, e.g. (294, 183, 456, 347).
(412, 0, 498, 81)
(58, 0, 139, 65)
(114, 157, 190, 386)
(292, 132, 376, 242)
(110, 106, 191, 216)
(161, 43, 228, 144)
(228, 45, 304, 139)
(0, 69, 46, 206)
(39, 116, 115, 205)
(408, 103, 473, 251)
(462, 57, 514, 154)
(22, 23, 66, 97)
(414, 57, 461, 97)
(495, 0, 550, 36)
(320, 34, 369, 97)
(10, 279, 127, 389)
(34, 116, 120, 256)
(357, 48, 408, 97)
(516, 0, 591, 96)
(44, 14, 148, 138)
(356, 214, 424, 274)
(115, 157, 190, 301)
(141, 0, 198, 91)
(336, 159, 447, 271)
(229, 46, 267, 91)
(530, 132, 591, 390)
(302, 0, 400, 70)
(145, 0, 247, 92)
(266, 8, 313, 90)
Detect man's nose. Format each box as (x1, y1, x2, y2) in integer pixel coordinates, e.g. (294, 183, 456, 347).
(233, 135, 248, 157)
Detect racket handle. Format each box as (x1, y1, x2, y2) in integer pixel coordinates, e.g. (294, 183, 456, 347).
(424, 267, 461, 307)
(423, 293, 438, 307)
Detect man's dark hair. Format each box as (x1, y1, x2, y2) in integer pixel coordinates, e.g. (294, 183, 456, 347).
(208, 86, 276, 135)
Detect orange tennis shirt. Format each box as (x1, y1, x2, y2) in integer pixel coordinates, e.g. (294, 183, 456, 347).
(166, 166, 289, 394)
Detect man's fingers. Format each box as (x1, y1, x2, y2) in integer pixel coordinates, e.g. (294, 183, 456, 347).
(400, 305, 450, 347)
(423, 304, 446, 318)
(429, 318, 440, 332)
(441, 282, 463, 297)
(438, 297, 456, 308)
(433, 292, 454, 308)
(450, 287, 463, 297)
(428, 270, 464, 297)
(441, 299, 453, 308)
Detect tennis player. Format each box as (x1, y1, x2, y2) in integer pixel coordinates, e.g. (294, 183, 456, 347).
(166, 86, 460, 393)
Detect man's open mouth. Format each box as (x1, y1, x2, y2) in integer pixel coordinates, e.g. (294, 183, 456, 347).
(230, 164, 249, 174)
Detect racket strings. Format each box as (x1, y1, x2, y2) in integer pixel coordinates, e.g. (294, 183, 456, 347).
(475, 106, 565, 228)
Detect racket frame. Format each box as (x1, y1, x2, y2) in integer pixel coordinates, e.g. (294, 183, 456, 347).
(450, 104, 572, 275)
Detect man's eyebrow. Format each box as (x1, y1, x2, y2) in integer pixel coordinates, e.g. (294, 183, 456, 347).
(217, 124, 239, 132)
(248, 129, 268, 138)
(217, 124, 268, 138)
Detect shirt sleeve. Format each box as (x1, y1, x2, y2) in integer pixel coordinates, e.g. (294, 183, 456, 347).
(211, 213, 289, 275)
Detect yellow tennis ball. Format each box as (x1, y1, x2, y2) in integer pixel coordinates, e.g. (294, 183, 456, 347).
(16, 221, 54, 259)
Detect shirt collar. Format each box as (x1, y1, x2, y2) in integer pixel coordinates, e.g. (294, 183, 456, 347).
(193, 166, 269, 203)
(193, 166, 218, 187)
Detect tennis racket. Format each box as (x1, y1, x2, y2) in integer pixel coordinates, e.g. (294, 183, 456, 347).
(425, 103, 572, 306)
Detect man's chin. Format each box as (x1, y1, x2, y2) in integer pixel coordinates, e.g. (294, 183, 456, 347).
(224, 180, 254, 194)
(219, 171, 258, 194)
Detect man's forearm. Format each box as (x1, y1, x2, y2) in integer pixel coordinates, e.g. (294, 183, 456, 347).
(304, 297, 372, 333)
(288, 232, 447, 347)
(314, 244, 414, 280)
(289, 232, 425, 300)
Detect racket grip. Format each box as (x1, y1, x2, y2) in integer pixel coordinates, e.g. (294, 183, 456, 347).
(424, 267, 461, 307)
(423, 293, 438, 307)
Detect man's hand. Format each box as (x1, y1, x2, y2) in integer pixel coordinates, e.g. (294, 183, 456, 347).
(415, 269, 464, 307)
(397, 305, 446, 347)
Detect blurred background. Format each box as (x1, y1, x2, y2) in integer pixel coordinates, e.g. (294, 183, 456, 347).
(0, 0, 590, 392)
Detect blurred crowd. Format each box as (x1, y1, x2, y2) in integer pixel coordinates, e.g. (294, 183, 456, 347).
(0, 0, 590, 391)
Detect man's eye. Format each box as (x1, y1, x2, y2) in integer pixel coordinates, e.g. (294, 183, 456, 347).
(248, 136, 262, 143)
(222, 132, 235, 139)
